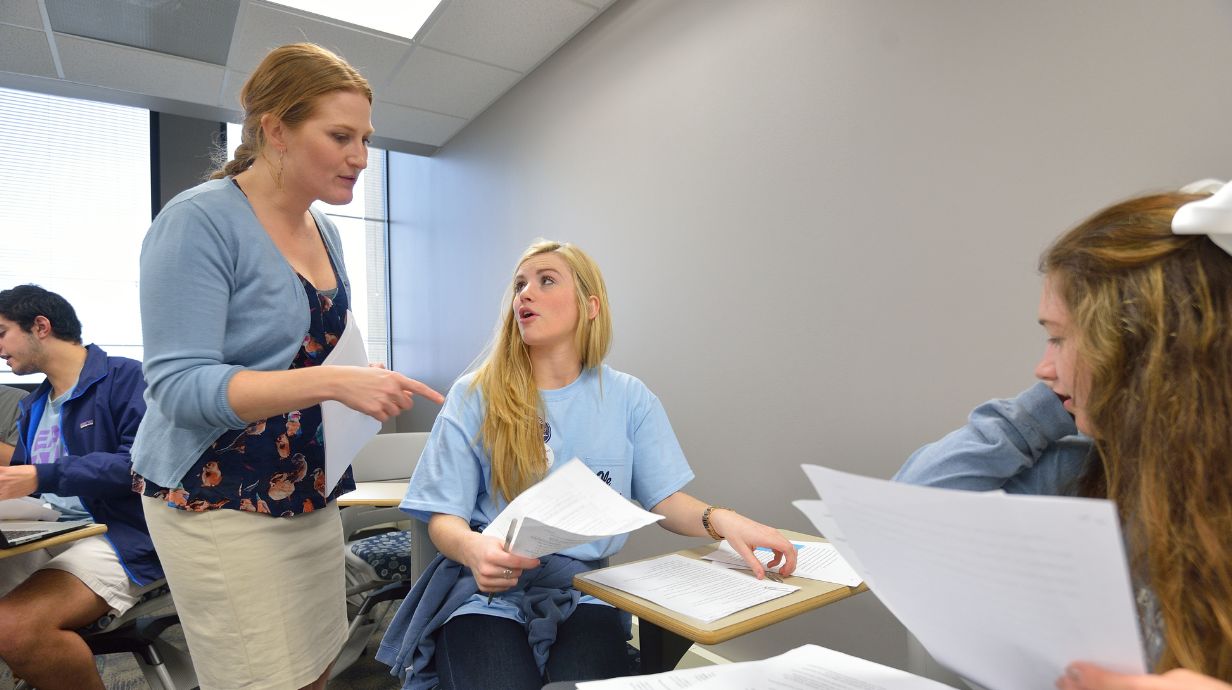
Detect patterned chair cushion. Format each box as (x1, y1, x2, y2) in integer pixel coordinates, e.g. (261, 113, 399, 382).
(349, 530, 414, 581)
(79, 582, 173, 634)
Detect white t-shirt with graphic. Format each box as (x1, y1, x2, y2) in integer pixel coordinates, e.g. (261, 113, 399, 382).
(29, 387, 90, 520)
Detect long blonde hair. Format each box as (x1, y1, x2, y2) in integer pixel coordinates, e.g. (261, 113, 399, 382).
(1041, 192, 1232, 678)
(211, 43, 371, 179)
(472, 240, 612, 501)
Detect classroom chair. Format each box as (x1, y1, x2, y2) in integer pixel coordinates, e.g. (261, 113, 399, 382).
(333, 431, 436, 677)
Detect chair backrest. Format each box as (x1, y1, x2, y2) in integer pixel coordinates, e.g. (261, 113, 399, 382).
(351, 432, 430, 482)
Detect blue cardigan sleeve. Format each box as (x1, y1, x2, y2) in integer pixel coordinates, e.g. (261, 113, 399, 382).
(139, 200, 247, 431)
(894, 382, 1091, 494)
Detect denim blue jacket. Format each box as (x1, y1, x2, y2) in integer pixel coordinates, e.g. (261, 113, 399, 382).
(377, 553, 613, 690)
(893, 383, 1171, 665)
(130, 178, 350, 488)
(894, 382, 1093, 495)
(13, 344, 161, 585)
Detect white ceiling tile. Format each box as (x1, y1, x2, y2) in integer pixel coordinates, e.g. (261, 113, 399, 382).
(0, 0, 611, 152)
(420, 0, 596, 73)
(0, 0, 44, 30)
(229, 2, 411, 89)
(0, 24, 56, 78)
(56, 34, 224, 105)
(372, 100, 467, 147)
(384, 46, 520, 119)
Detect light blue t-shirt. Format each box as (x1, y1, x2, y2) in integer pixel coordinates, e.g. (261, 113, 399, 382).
(402, 364, 694, 623)
(29, 387, 90, 521)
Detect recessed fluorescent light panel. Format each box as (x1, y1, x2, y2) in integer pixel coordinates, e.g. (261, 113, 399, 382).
(269, 0, 443, 41)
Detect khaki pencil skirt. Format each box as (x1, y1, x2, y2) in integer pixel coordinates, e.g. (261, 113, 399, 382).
(142, 495, 348, 690)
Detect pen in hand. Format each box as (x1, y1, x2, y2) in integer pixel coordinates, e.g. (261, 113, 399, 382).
(487, 518, 518, 605)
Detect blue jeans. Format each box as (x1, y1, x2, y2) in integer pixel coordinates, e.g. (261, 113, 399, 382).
(435, 604, 631, 690)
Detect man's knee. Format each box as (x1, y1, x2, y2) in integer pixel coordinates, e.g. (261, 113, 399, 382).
(0, 591, 53, 660)
(0, 570, 109, 633)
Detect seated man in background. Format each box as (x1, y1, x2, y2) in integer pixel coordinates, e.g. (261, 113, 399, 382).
(0, 384, 27, 465)
(0, 284, 160, 690)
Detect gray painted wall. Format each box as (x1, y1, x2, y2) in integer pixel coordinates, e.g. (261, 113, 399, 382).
(153, 112, 221, 213)
(388, 0, 1232, 675)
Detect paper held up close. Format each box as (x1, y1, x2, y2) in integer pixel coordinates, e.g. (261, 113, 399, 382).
(481, 458, 664, 559)
(794, 464, 1146, 690)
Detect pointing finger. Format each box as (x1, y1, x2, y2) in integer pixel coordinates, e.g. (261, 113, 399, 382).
(402, 378, 445, 404)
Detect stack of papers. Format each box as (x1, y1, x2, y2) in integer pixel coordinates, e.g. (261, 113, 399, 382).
(582, 553, 798, 623)
(481, 459, 664, 558)
(793, 465, 1146, 690)
(701, 540, 862, 587)
(578, 643, 955, 689)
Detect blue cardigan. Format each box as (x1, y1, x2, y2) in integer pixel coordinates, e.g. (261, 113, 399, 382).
(13, 344, 161, 585)
(130, 178, 350, 488)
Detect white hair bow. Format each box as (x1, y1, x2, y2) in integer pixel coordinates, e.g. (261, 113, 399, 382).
(1172, 179, 1232, 257)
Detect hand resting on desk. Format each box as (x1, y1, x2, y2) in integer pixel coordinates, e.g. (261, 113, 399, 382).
(709, 508, 798, 579)
(651, 492, 798, 579)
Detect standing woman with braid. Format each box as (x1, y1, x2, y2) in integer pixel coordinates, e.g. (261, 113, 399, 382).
(131, 43, 442, 690)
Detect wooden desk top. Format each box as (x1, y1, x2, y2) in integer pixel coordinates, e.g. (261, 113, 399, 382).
(574, 530, 867, 646)
(336, 480, 409, 507)
(0, 523, 108, 560)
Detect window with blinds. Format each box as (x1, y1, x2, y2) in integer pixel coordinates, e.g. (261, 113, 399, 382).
(0, 87, 151, 383)
(226, 123, 390, 365)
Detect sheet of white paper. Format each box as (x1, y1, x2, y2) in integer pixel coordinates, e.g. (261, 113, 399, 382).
(578, 643, 955, 689)
(0, 497, 60, 521)
(481, 458, 664, 558)
(797, 465, 1146, 690)
(792, 500, 873, 588)
(702, 539, 862, 587)
(320, 311, 381, 494)
(581, 553, 798, 623)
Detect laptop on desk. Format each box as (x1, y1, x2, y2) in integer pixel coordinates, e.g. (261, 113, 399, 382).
(0, 520, 92, 548)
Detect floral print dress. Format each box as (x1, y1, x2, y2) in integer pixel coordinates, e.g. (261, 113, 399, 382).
(139, 268, 357, 516)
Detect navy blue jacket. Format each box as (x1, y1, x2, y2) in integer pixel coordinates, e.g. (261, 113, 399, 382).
(13, 344, 162, 585)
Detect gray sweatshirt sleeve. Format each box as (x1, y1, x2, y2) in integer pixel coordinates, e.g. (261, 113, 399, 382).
(893, 382, 1091, 494)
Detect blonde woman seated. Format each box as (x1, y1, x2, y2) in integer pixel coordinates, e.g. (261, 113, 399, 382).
(378, 240, 796, 690)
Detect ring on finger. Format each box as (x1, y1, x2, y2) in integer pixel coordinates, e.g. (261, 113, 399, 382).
(502, 567, 513, 579)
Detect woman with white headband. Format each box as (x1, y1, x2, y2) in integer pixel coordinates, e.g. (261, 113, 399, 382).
(897, 187, 1232, 687)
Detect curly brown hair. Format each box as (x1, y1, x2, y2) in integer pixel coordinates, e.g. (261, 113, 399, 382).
(1042, 192, 1232, 678)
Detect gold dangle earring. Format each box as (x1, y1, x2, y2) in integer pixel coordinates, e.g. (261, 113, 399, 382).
(275, 148, 285, 191)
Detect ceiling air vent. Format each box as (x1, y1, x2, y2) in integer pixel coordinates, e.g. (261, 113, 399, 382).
(44, 0, 241, 66)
